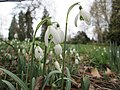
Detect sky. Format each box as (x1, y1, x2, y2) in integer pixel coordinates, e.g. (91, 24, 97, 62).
(0, 0, 95, 39)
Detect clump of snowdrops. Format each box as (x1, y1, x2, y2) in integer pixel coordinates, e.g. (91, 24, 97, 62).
(0, 2, 91, 90)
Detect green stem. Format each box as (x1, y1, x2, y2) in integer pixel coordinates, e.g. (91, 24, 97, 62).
(61, 2, 80, 90)
(29, 17, 51, 90)
(43, 46, 47, 76)
(30, 42, 34, 90)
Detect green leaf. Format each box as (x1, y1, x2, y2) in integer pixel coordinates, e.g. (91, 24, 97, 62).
(32, 77, 35, 90)
(2, 80, 16, 90)
(0, 68, 28, 90)
(53, 77, 77, 85)
(81, 76, 90, 90)
(42, 70, 61, 90)
(65, 67, 71, 90)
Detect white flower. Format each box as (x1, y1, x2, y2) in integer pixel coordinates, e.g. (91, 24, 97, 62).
(74, 9, 91, 26)
(54, 61, 61, 72)
(54, 44, 62, 55)
(65, 50, 67, 54)
(60, 54, 63, 59)
(56, 27, 65, 43)
(35, 46, 44, 60)
(14, 33, 18, 39)
(46, 59, 50, 64)
(49, 50, 53, 56)
(73, 48, 76, 53)
(75, 59, 79, 64)
(76, 53, 79, 57)
(22, 49, 26, 54)
(44, 25, 64, 47)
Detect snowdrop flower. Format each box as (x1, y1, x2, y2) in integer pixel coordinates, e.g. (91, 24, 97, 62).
(74, 6, 91, 27)
(18, 49, 21, 53)
(14, 33, 18, 39)
(54, 61, 62, 72)
(73, 48, 76, 53)
(22, 49, 26, 55)
(44, 25, 64, 47)
(60, 54, 63, 59)
(101, 53, 104, 56)
(117, 51, 119, 58)
(70, 49, 73, 55)
(46, 59, 50, 64)
(49, 50, 53, 56)
(76, 53, 79, 57)
(35, 46, 44, 60)
(54, 44, 62, 55)
(56, 26, 65, 43)
(77, 56, 81, 61)
(65, 50, 67, 54)
(75, 59, 79, 64)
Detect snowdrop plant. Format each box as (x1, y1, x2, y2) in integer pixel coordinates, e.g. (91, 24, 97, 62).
(35, 46, 44, 60)
(61, 2, 91, 89)
(44, 24, 64, 47)
(74, 6, 91, 27)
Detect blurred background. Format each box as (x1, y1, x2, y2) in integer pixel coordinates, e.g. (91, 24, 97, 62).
(0, 0, 119, 45)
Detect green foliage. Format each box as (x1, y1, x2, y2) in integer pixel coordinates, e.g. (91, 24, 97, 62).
(81, 76, 90, 90)
(0, 68, 28, 90)
(2, 80, 16, 90)
(109, 42, 120, 73)
(107, 30, 120, 45)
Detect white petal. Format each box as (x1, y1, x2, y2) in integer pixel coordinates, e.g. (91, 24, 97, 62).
(81, 9, 91, 25)
(54, 44, 62, 55)
(50, 27, 61, 43)
(57, 27, 65, 43)
(54, 61, 61, 72)
(14, 33, 18, 39)
(74, 13, 79, 27)
(44, 26, 50, 47)
(35, 46, 44, 60)
(75, 59, 79, 64)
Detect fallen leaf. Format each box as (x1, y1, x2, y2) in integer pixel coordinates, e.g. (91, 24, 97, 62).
(91, 68, 101, 78)
(105, 67, 112, 76)
(34, 76, 44, 90)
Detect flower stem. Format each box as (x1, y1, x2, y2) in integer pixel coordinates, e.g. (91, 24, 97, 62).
(61, 2, 80, 90)
(43, 46, 47, 76)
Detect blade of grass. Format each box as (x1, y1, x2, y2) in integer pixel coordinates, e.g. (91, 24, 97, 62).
(2, 80, 16, 90)
(0, 68, 28, 90)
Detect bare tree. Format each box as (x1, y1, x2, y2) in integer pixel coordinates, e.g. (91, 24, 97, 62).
(90, 0, 112, 43)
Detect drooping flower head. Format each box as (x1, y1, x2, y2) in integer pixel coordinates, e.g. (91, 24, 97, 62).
(35, 46, 44, 60)
(74, 5, 91, 27)
(44, 23, 64, 47)
(54, 44, 62, 55)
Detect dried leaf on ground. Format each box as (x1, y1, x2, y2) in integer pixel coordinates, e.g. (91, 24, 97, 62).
(105, 67, 112, 76)
(34, 76, 44, 90)
(91, 68, 101, 78)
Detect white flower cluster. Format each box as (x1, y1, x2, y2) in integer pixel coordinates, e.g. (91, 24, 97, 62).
(44, 24, 64, 55)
